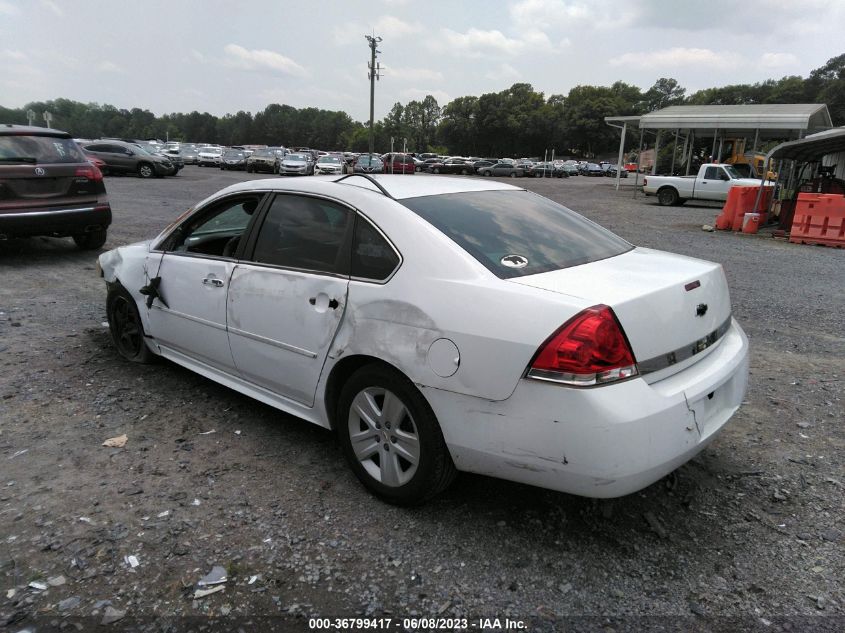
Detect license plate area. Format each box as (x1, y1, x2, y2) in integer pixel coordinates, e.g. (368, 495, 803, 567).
(685, 376, 737, 439)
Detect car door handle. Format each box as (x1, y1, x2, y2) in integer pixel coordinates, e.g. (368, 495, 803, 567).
(203, 278, 224, 287)
(309, 297, 340, 309)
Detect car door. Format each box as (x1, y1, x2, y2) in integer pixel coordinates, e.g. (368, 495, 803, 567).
(226, 193, 353, 406)
(698, 166, 731, 200)
(144, 193, 265, 372)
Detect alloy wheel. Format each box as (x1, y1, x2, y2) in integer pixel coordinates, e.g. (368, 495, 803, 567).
(347, 387, 420, 487)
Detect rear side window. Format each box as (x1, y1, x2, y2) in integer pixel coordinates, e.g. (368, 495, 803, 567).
(250, 195, 352, 274)
(0, 135, 86, 164)
(401, 190, 632, 279)
(351, 218, 400, 281)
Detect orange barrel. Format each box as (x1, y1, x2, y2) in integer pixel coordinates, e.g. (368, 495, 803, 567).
(742, 212, 760, 234)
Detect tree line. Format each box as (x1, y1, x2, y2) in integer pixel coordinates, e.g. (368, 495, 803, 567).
(2, 53, 842, 158)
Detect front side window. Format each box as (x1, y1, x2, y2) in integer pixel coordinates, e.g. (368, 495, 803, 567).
(401, 190, 631, 279)
(164, 195, 262, 257)
(249, 195, 352, 275)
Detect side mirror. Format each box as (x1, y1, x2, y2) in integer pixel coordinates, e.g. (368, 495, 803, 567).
(125, 149, 134, 156)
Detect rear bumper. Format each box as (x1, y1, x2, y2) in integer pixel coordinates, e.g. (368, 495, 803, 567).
(0, 204, 112, 238)
(426, 319, 749, 498)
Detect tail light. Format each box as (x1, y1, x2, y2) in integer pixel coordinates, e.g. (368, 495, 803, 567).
(526, 305, 638, 387)
(76, 165, 103, 182)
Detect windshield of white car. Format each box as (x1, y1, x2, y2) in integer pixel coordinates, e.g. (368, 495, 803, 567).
(724, 165, 745, 179)
(318, 157, 341, 163)
(287, 154, 307, 161)
(401, 190, 632, 279)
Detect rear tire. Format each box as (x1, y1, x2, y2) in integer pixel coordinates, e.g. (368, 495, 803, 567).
(106, 286, 155, 364)
(483, 170, 492, 177)
(657, 187, 680, 206)
(337, 365, 456, 505)
(72, 229, 107, 250)
(510, 172, 517, 178)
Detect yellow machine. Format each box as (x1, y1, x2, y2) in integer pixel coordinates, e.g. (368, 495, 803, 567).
(721, 138, 777, 180)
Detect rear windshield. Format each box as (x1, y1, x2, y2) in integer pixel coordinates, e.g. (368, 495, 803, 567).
(400, 190, 632, 279)
(0, 135, 86, 164)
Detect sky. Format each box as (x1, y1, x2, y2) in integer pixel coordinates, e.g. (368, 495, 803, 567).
(1, 0, 843, 123)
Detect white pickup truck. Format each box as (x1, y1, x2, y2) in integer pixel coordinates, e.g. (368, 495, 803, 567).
(642, 164, 771, 206)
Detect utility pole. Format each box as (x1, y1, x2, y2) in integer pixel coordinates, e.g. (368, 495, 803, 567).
(365, 34, 382, 157)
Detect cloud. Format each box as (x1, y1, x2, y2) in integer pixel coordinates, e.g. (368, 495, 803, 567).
(0, 1, 19, 15)
(609, 47, 735, 70)
(485, 63, 521, 81)
(386, 66, 443, 82)
(510, 0, 635, 31)
(759, 52, 798, 69)
(40, 0, 63, 16)
(189, 49, 206, 63)
(97, 61, 124, 73)
(222, 44, 307, 77)
(1, 49, 27, 61)
(510, 0, 589, 28)
(333, 15, 421, 45)
(440, 28, 533, 57)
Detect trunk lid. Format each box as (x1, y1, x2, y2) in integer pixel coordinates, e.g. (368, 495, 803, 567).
(510, 247, 732, 377)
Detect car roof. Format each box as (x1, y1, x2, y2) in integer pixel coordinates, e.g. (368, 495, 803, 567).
(0, 124, 72, 138)
(220, 174, 522, 201)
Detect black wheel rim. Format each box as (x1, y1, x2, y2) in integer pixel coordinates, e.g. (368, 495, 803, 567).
(111, 296, 142, 357)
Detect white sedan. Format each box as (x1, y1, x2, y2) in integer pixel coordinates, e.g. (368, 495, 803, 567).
(98, 175, 749, 505)
(314, 155, 345, 175)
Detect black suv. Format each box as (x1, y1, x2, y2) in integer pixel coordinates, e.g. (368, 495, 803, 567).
(0, 124, 111, 249)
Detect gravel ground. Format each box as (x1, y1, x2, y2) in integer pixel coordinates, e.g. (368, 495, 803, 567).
(1, 168, 843, 633)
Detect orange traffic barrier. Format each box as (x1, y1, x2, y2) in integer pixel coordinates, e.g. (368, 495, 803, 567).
(789, 193, 845, 247)
(717, 186, 772, 231)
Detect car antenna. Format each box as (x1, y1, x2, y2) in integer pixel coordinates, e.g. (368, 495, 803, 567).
(334, 174, 394, 199)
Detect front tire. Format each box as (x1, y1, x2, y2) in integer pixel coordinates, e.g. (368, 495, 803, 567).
(657, 187, 680, 206)
(432, 167, 440, 174)
(483, 170, 492, 177)
(106, 286, 154, 364)
(337, 365, 456, 505)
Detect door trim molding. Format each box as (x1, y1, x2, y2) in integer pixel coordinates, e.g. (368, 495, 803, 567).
(227, 326, 318, 359)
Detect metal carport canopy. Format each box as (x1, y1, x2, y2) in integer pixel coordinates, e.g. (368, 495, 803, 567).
(765, 126, 845, 161)
(604, 104, 833, 188)
(634, 104, 832, 137)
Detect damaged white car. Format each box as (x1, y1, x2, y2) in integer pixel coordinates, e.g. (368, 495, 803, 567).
(98, 175, 749, 505)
